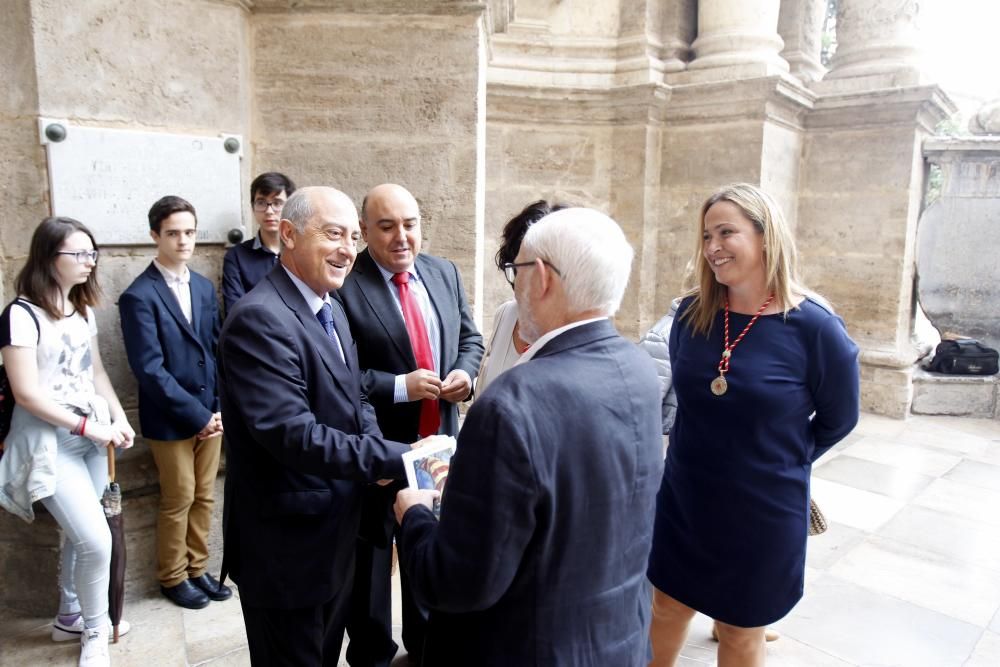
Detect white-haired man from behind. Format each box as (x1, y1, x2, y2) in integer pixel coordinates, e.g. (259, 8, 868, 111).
(393, 208, 665, 666)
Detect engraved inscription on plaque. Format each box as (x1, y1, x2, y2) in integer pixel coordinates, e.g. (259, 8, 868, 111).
(40, 120, 243, 245)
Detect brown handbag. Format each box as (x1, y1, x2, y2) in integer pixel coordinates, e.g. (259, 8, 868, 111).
(808, 498, 828, 536)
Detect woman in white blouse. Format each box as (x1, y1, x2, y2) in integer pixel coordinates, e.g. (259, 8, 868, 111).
(477, 201, 568, 394)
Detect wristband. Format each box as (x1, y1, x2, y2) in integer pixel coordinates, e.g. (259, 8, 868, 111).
(80, 416, 87, 437)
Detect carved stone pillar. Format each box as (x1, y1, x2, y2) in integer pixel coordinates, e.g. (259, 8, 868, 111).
(688, 0, 788, 76)
(824, 0, 923, 84)
(778, 0, 827, 82)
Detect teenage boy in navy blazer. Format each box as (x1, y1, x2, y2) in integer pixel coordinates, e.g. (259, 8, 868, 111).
(119, 195, 231, 610)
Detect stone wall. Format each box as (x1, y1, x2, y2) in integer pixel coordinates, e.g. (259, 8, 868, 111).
(0, 0, 252, 614)
(250, 7, 485, 300)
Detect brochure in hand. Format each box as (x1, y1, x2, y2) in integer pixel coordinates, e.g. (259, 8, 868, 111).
(401, 435, 456, 518)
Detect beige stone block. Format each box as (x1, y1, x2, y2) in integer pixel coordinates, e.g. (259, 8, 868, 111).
(499, 127, 602, 190)
(32, 0, 249, 130)
(801, 126, 918, 192)
(912, 375, 998, 418)
(0, 119, 51, 261)
(254, 15, 479, 139)
(0, 0, 38, 117)
(660, 122, 764, 187)
(860, 364, 912, 418)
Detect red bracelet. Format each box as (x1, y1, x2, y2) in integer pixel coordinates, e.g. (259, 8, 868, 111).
(80, 416, 87, 437)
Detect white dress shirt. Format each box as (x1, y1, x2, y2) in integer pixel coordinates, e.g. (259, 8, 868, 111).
(153, 259, 192, 324)
(282, 266, 346, 364)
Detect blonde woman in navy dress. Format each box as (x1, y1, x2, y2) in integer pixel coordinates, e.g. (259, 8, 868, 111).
(646, 184, 860, 666)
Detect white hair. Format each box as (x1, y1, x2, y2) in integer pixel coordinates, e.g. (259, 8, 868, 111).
(519, 207, 634, 316)
(281, 187, 317, 234)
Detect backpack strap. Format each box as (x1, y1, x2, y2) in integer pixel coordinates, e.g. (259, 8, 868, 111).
(11, 298, 41, 344)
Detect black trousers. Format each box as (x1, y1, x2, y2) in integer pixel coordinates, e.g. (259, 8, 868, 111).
(241, 589, 351, 667)
(346, 506, 428, 666)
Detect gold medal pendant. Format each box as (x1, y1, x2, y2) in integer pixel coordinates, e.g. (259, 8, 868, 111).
(710, 374, 728, 396)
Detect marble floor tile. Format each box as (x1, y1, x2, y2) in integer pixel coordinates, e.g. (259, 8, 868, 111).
(845, 438, 962, 477)
(912, 477, 1000, 527)
(813, 455, 935, 501)
(805, 521, 868, 571)
(895, 427, 990, 458)
(964, 630, 1000, 667)
(970, 442, 1000, 467)
(828, 535, 1000, 626)
(809, 477, 906, 532)
(879, 504, 1000, 573)
(944, 459, 1000, 492)
(851, 413, 908, 439)
(779, 572, 982, 667)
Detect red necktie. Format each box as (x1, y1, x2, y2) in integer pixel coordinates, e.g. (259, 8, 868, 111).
(391, 272, 441, 437)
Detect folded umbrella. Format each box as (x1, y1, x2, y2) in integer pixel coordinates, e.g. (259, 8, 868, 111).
(102, 444, 126, 643)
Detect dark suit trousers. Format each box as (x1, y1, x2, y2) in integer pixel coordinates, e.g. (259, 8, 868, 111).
(346, 498, 428, 666)
(241, 588, 351, 667)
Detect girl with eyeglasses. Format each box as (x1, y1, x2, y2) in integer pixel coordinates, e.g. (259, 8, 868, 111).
(0, 217, 135, 667)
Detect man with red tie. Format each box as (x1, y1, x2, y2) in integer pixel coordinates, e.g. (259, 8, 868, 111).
(336, 183, 484, 666)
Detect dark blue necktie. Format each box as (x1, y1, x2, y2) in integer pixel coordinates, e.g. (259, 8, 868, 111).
(316, 302, 346, 364)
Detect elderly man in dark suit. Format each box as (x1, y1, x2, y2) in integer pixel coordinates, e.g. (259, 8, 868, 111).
(218, 186, 422, 666)
(336, 183, 484, 666)
(394, 208, 664, 666)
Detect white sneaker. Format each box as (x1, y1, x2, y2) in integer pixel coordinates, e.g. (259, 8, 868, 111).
(79, 625, 110, 667)
(53, 615, 131, 642)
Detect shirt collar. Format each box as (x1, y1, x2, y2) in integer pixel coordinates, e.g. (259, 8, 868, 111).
(373, 258, 422, 286)
(253, 232, 279, 256)
(152, 259, 190, 285)
(281, 265, 331, 316)
(514, 316, 608, 366)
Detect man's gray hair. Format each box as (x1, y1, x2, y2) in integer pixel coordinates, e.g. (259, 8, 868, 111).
(520, 207, 634, 316)
(280, 187, 317, 234)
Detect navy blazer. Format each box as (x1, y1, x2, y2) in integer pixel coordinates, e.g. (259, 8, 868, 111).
(118, 263, 220, 441)
(218, 265, 410, 609)
(334, 249, 484, 443)
(398, 320, 664, 666)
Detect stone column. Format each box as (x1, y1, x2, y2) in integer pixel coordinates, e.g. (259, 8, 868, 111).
(778, 0, 827, 82)
(687, 0, 788, 76)
(824, 0, 923, 85)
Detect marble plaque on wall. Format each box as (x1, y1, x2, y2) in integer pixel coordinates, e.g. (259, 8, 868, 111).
(40, 120, 243, 245)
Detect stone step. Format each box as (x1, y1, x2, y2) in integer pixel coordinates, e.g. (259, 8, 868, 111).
(911, 367, 999, 418)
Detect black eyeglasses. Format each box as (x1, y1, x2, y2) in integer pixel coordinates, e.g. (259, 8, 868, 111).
(501, 260, 561, 287)
(253, 199, 286, 212)
(56, 250, 99, 264)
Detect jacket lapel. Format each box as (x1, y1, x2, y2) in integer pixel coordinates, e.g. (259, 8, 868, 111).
(147, 264, 199, 342)
(355, 251, 415, 365)
(269, 267, 356, 404)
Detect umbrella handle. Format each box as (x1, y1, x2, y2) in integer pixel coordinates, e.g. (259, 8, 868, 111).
(107, 444, 116, 483)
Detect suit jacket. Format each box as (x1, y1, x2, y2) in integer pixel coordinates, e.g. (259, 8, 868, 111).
(217, 265, 410, 609)
(398, 320, 664, 666)
(118, 263, 219, 441)
(334, 249, 484, 443)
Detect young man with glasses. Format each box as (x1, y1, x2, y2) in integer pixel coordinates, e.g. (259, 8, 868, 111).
(222, 172, 296, 314)
(119, 196, 230, 610)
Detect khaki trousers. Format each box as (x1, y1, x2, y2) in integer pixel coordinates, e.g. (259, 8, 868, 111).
(147, 434, 222, 587)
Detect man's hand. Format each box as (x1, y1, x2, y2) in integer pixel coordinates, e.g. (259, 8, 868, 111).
(394, 488, 440, 524)
(410, 434, 455, 449)
(405, 369, 443, 401)
(439, 369, 472, 403)
(196, 413, 223, 440)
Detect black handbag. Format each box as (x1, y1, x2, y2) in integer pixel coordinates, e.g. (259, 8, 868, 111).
(925, 339, 999, 376)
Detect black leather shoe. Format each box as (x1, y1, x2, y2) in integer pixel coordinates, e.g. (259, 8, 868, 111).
(161, 579, 210, 609)
(190, 572, 233, 602)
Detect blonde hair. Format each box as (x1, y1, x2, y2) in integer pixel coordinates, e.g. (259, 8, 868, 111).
(681, 183, 822, 336)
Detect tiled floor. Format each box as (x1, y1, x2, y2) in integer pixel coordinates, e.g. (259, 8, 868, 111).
(2, 413, 999, 666)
